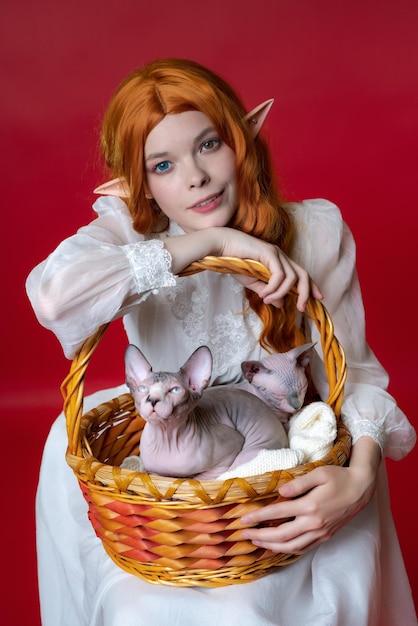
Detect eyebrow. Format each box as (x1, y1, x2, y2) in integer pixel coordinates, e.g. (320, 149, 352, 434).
(145, 126, 216, 162)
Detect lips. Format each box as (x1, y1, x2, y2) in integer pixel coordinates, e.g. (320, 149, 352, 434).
(189, 190, 224, 211)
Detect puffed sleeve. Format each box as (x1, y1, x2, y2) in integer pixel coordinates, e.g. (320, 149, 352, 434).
(26, 196, 176, 359)
(287, 199, 416, 460)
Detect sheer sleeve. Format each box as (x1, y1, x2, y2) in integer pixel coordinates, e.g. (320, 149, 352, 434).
(287, 199, 416, 460)
(26, 196, 176, 359)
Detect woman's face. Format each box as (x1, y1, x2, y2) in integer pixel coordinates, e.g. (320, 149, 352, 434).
(144, 111, 238, 233)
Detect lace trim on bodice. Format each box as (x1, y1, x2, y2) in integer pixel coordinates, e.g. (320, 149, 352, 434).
(157, 275, 263, 381)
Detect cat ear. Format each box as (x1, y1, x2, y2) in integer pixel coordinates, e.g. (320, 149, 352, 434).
(125, 344, 152, 388)
(244, 99, 274, 137)
(288, 342, 316, 368)
(180, 346, 213, 393)
(93, 177, 130, 197)
(241, 360, 268, 382)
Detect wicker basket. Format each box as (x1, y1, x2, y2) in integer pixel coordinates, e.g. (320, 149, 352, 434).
(63, 256, 351, 587)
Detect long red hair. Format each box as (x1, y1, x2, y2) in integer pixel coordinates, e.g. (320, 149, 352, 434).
(100, 58, 305, 351)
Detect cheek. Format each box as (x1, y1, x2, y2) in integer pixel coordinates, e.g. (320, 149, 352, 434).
(221, 154, 238, 204)
(146, 176, 162, 199)
(147, 178, 174, 210)
(221, 149, 237, 180)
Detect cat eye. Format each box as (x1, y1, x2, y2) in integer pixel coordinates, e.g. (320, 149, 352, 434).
(137, 385, 148, 393)
(169, 386, 183, 394)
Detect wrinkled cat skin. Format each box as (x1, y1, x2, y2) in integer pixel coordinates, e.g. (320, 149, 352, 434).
(239, 343, 314, 425)
(123, 345, 288, 480)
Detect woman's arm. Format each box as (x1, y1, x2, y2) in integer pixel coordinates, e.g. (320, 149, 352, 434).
(26, 197, 176, 358)
(240, 199, 415, 551)
(164, 225, 322, 312)
(26, 196, 321, 358)
(291, 199, 415, 460)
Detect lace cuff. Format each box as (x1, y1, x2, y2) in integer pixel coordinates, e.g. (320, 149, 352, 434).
(122, 240, 176, 294)
(341, 416, 386, 454)
(339, 384, 416, 460)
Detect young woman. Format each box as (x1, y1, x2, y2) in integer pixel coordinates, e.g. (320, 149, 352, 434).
(27, 58, 416, 625)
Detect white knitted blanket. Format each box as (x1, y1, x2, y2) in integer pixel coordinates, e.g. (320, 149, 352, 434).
(217, 402, 336, 480)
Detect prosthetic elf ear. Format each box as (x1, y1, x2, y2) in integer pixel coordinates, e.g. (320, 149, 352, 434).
(93, 177, 130, 197)
(244, 98, 274, 137)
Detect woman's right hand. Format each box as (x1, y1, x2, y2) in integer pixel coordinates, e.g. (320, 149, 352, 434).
(165, 227, 322, 312)
(228, 245, 322, 312)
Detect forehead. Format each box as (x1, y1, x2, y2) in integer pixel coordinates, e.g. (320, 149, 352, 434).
(145, 111, 214, 156)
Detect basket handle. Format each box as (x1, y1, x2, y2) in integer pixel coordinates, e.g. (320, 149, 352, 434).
(62, 256, 346, 456)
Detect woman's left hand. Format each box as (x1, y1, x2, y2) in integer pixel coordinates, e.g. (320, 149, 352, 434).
(240, 437, 381, 554)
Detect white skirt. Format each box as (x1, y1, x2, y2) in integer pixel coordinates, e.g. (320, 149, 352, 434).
(36, 386, 417, 626)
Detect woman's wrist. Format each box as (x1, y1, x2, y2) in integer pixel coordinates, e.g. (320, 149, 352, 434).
(163, 228, 223, 274)
(347, 436, 381, 502)
(349, 436, 382, 471)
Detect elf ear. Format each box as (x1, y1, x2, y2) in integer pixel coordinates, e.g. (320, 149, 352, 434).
(93, 177, 130, 197)
(244, 98, 274, 137)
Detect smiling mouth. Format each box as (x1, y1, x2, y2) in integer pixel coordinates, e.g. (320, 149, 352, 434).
(191, 191, 223, 209)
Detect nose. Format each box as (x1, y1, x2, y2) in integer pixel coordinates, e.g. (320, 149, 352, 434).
(187, 158, 209, 188)
(288, 392, 303, 410)
(147, 396, 159, 407)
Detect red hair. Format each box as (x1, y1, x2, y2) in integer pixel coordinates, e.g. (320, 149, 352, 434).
(100, 59, 305, 351)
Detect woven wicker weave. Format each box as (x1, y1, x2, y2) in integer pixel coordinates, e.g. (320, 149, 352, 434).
(63, 256, 351, 587)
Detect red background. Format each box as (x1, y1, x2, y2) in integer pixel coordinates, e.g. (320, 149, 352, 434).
(1, 1, 417, 623)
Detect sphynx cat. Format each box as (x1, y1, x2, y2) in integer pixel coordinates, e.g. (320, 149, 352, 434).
(122, 345, 289, 480)
(238, 343, 314, 426)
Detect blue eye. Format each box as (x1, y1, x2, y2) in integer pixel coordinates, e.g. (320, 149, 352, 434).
(155, 161, 171, 173)
(137, 385, 148, 393)
(170, 386, 183, 394)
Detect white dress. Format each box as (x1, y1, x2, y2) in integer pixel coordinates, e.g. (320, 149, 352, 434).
(27, 197, 417, 626)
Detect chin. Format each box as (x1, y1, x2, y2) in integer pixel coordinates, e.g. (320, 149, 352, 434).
(201, 211, 235, 229)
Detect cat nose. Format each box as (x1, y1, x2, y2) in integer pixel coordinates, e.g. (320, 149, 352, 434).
(148, 396, 159, 407)
(288, 392, 303, 409)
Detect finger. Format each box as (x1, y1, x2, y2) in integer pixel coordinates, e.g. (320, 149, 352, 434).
(242, 522, 296, 547)
(260, 265, 298, 301)
(310, 280, 323, 301)
(294, 270, 311, 312)
(260, 256, 308, 304)
(267, 274, 323, 311)
(278, 468, 328, 499)
(263, 254, 323, 311)
(235, 273, 287, 308)
(243, 522, 322, 554)
(249, 532, 324, 554)
(241, 278, 286, 308)
(258, 260, 290, 298)
(261, 297, 285, 309)
(241, 500, 301, 526)
(286, 263, 320, 312)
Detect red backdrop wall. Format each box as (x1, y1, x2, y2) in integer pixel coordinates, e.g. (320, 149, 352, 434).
(1, 1, 417, 623)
